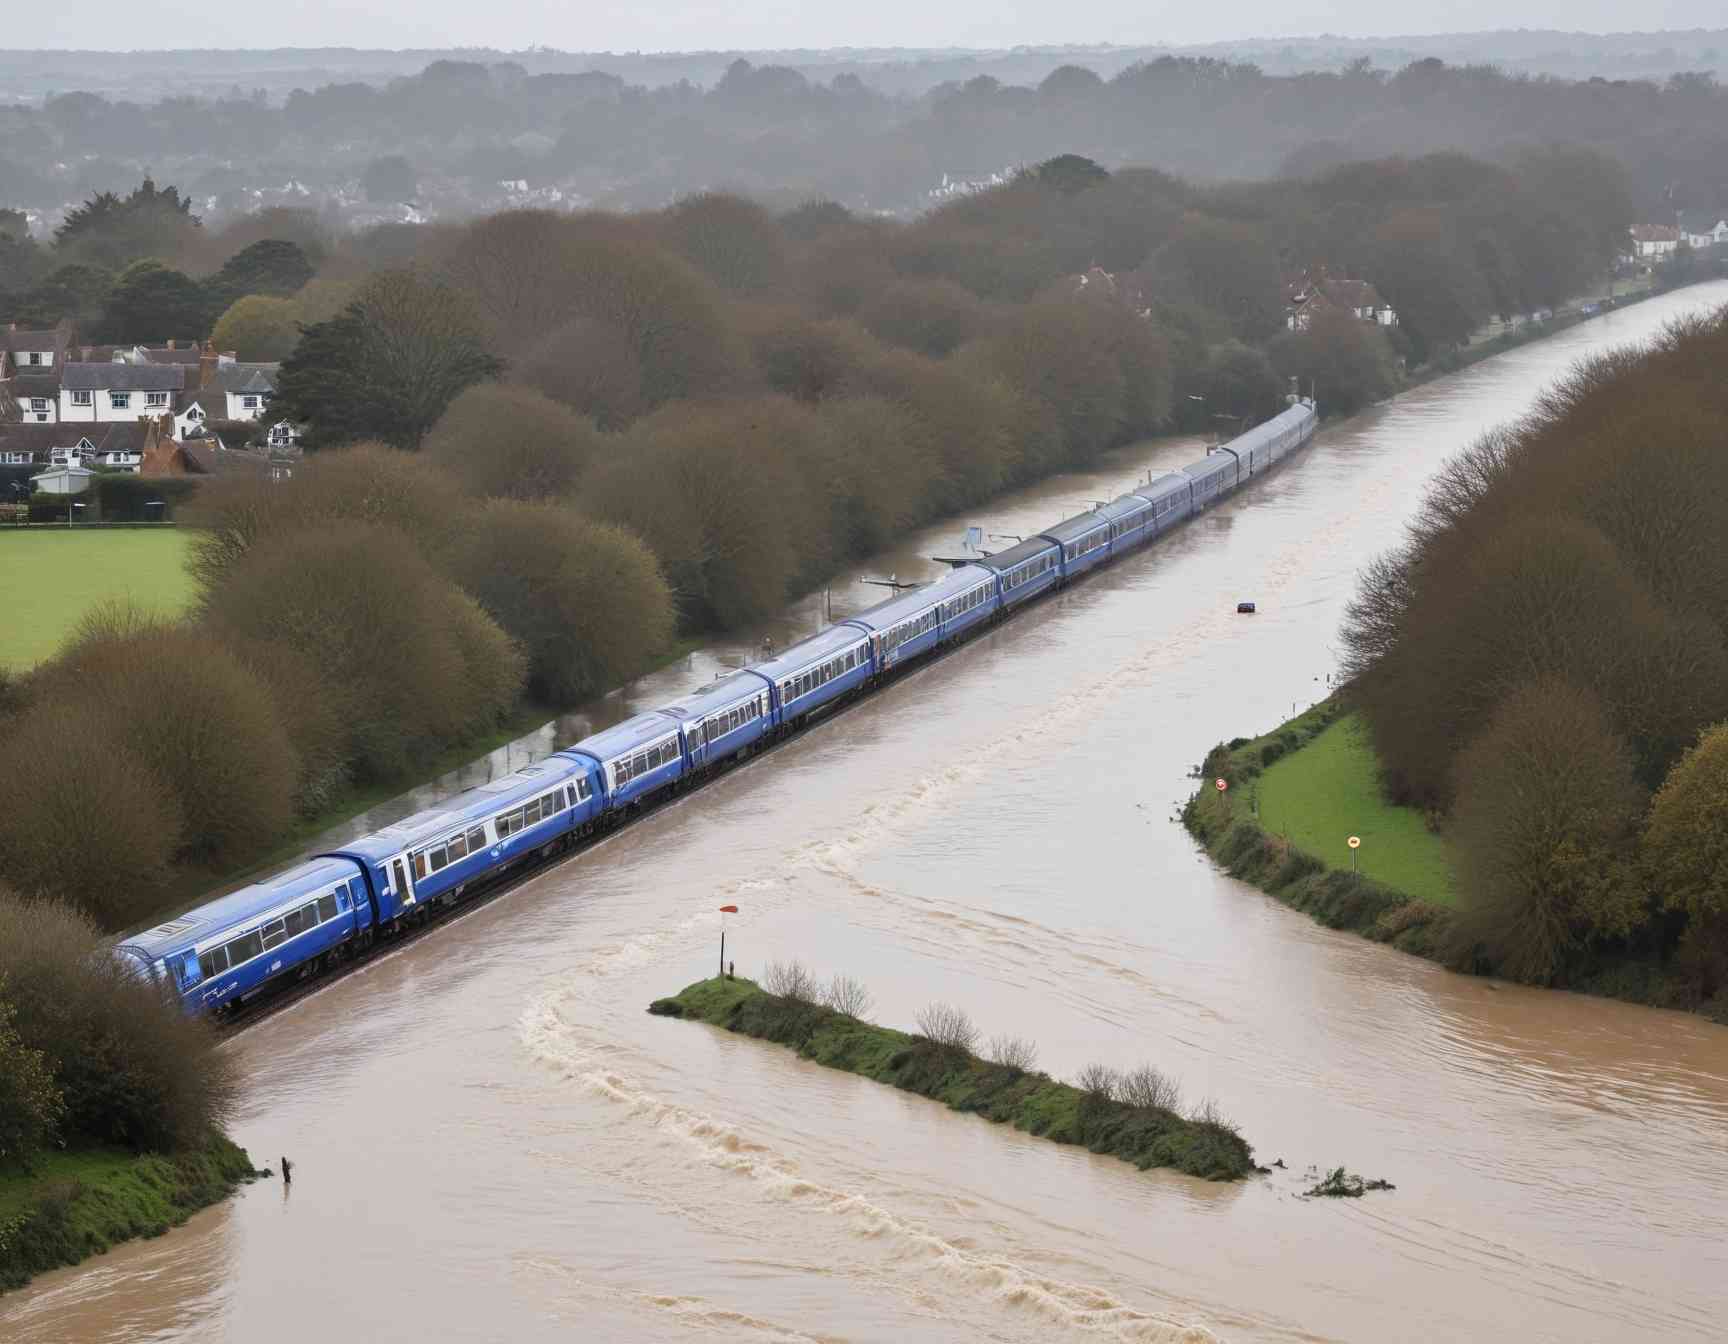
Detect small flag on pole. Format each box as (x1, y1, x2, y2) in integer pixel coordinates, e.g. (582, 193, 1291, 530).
(718, 905, 738, 977)
(718, 905, 738, 914)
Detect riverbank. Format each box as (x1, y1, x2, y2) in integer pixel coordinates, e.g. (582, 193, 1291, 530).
(0, 1133, 258, 1293)
(649, 977, 1257, 1181)
(1185, 698, 1716, 1018)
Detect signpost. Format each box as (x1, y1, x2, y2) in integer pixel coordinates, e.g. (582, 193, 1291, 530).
(1215, 778, 1228, 793)
(718, 904, 738, 977)
(1347, 835, 1361, 874)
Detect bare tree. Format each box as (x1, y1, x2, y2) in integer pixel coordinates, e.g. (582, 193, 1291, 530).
(823, 974, 874, 1019)
(985, 1034, 1039, 1073)
(762, 960, 819, 1004)
(914, 1002, 979, 1056)
(1074, 1063, 1120, 1104)
(1120, 1064, 1183, 1113)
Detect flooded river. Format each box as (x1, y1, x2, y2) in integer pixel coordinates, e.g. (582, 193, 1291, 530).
(9, 282, 1728, 1343)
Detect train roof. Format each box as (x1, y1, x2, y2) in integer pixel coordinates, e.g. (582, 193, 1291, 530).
(658, 668, 772, 722)
(1181, 451, 1236, 483)
(1039, 508, 1111, 544)
(329, 759, 583, 862)
(750, 623, 870, 682)
(1099, 492, 1153, 522)
(560, 710, 683, 767)
(1135, 472, 1191, 503)
(976, 536, 1058, 573)
(1230, 401, 1312, 452)
(844, 564, 994, 632)
(118, 856, 360, 960)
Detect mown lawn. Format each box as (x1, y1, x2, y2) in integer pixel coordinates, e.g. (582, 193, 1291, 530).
(0, 529, 196, 670)
(1254, 712, 1458, 906)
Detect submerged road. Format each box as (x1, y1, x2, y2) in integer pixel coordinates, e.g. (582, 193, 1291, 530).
(8, 280, 1728, 1343)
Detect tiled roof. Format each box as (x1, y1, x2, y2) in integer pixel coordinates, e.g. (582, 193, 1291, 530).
(11, 372, 61, 400)
(1630, 224, 1680, 243)
(0, 421, 152, 456)
(137, 346, 204, 366)
(61, 362, 186, 392)
(208, 363, 278, 395)
(180, 438, 272, 477)
(4, 327, 65, 354)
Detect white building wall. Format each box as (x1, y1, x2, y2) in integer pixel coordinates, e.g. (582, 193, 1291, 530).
(58, 390, 174, 423)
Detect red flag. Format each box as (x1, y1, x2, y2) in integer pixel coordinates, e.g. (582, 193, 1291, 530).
(718, 905, 739, 914)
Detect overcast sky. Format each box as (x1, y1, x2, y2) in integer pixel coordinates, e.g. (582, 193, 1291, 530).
(15, 5, 1728, 53)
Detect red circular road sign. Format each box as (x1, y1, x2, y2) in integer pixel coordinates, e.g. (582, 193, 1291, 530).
(1215, 778, 1228, 792)
(1347, 836, 1361, 849)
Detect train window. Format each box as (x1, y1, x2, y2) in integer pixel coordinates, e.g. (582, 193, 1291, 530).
(227, 930, 264, 966)
(317, 893, 339, 922)
(262, 918, 287, 951)
(301, 901, 321, 929)
(523, 799, 542, 826)
(284, 908, 304, 937)
(468, 826, 487, 851)
(429, 848, 449, 873)
(413, 853, 428, 879)
(448, 833, 468, 862)
(199, 946, 228, 979)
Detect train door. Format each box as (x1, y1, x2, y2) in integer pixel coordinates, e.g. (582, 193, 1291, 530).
(390, 854, 415, 910)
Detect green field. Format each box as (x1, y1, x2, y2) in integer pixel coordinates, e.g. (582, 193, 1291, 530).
(0, 530, 196, 670)
(1254, 712, 1458, 907)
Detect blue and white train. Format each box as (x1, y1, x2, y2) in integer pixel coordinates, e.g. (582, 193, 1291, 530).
(116, 399, 1318, 1016)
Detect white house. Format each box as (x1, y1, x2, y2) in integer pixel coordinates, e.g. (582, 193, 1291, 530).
(1284, 267, 1398, 331)
(1678, 212, 1728, 249)
(58, 363, 184, 424)
(1630, 224, 1681, 258)
(0, 422, 154, 473)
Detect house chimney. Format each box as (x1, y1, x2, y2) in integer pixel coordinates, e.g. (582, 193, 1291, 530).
(166, 338, 175, 350)
(198, 342, 218, 391)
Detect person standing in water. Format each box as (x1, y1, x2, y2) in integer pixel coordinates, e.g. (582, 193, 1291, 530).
(281, 1156, 292, 1185)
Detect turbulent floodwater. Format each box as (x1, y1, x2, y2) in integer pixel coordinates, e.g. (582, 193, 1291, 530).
(9, 284, 1728, 1344)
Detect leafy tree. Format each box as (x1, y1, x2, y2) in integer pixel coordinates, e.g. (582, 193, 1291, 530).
(1150, 212, 1285, 341)
(98, 259, 212, 342)
(53, 176, 198, 272)
(659, 192, 788, 295)
(0, 982, 63, 1170)
(205, 237, 312, 309)
(857, 278, 991, 357)
(1034, 153, 1110, 194)
(1450, 678, 1649, 984)
(458, 500, 673, 702)
(17, 262, 112, 327)
(273, 270, 499, 449)
(209, 294, 300, 361)
(1268, 308, 1397, 415)
(512, 315, 645, 429)
(423, 382, 601, 500)
(361, 154, 417, 203)
(1643, 725, 1728, 993)
(0, 891, 235, 1151)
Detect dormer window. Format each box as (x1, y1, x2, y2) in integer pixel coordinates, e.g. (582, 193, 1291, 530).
(29, 399, 46, 411)
(26, 351, 42, 366)
(110, 392, 130, 410)
(145, 392, 167, 408)
(70, 390, 92, 406)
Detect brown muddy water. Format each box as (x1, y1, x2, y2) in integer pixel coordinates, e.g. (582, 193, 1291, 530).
(8, 283, 1728, 1343)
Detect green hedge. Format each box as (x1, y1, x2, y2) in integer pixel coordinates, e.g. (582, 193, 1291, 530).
(94, 475, 200, 521)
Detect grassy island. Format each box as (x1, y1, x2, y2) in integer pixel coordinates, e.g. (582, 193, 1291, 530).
(0, 1132, 258, 1293)
(649, 976, 1256, 1182)
(1184, 697, 1459, 961)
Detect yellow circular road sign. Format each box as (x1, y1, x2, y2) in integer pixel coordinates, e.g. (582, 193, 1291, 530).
(1347, 835, 1361, 849)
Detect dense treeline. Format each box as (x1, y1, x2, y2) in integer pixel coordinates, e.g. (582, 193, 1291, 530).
(0, 55, 1722, 222)
(0, 145, 1647, 934)
(1342, 307, 1728, 1006)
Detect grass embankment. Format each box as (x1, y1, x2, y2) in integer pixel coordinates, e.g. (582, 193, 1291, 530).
(0, 1133, 258, 1292)
(0, 530, 196, 670)
(649, 977, 1256, 1182)
(1184, 696, 1459, 960)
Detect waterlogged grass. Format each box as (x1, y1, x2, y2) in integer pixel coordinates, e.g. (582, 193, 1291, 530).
(0, 1132, 257, 1292)
(1185, 696, 1458, 960)
(1256, 713, 1457, 907)
(0, 530, 196, 670)
(650, 978, 1256, 1182)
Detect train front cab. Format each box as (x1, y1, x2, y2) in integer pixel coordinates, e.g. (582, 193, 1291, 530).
(117, 856, 371, 1014)
(980, 537, 1060, 610)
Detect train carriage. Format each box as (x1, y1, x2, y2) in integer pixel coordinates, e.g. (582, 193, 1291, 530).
(1133, 472, 1194, 535)
(1039, 509, 1114, 581)
(845, 564, 1001, 666)
(323, 757, 596, 924)
(751, 624, 874, 725)
(1182, 451, 1238, 510)
(560, 712, 686, 814)
(1098, 492, 1157, 553)
(116, 856, 370, 1013)
(980, 537, 1061, 610)
(659, 669, 775, 773)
